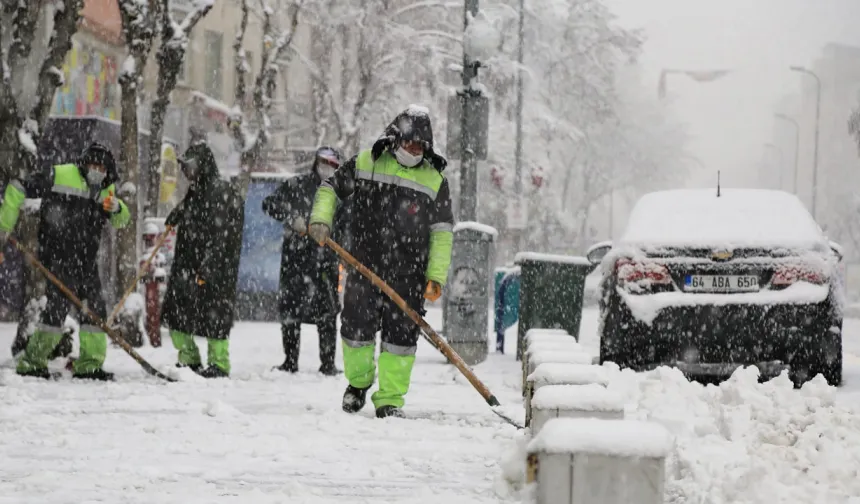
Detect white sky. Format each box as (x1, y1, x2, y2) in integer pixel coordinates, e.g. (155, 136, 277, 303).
(603, 0, 860, 189)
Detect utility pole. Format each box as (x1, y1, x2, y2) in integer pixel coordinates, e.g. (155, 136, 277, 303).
(790, 65, 821, 220)
(774, 113, 800, 195)
(513, 0, 525, 246)
(764, 142, 783, 189)
(458, 0, 480, 221)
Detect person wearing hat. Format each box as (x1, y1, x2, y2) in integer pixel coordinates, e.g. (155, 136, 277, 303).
(262, 146, 350, 375)
(0, 142, 130, 380)
(161, 141, 245, 378)
(308, 106, 454, 418)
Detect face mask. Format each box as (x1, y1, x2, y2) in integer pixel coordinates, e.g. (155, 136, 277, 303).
(394, 147, 423, 168)
(87, 170, 106, 186)
(318, 165, 337, 180)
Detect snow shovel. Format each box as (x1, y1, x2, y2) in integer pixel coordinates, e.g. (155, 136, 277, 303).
(105, 228, 171, 327)
(8, 236, 176, 382)
(302, 225, 523, 429)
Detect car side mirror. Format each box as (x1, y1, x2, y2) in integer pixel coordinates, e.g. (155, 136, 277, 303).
(586, 241, 613, 266)
(830, 240, 844, 262)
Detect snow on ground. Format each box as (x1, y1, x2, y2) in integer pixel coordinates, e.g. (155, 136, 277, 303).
(3, 306, 860, 503)
(0, 309, 525, 504)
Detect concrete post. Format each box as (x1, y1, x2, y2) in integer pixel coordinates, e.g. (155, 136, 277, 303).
(442, 222, 497, 365)
(527, 418, 672, 504)
(524, 363, 610, 427)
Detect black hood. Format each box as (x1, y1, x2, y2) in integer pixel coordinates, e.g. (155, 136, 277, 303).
(78, 142, 119, 188)
(179, 142, 220, 186)
(371, 107, 447, 172)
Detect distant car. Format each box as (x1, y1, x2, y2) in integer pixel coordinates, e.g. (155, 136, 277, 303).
(586, 188, 843, 386)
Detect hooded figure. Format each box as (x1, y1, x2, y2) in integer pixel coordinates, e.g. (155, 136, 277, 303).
(161, 142, 245, 378)
(308, 106, 454, 418)
(262, 146, 351, 375)
(0, 142, 130, 380)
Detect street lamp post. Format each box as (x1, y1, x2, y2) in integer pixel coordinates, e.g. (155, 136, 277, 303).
(774, 113, 800, 195)
(764, 142, 784, 189)
(790, 65, 821, 220)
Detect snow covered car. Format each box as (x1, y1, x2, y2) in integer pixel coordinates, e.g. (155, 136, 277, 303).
(586, 188, 843, 386)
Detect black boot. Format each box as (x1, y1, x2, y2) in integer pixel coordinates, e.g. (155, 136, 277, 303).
(319, 362, 341, 376)
(318, 316, 339, 376)
(275, 322, 300, 373)
(176, 362, 203, 373)
(342, 384, 370, 413)
(198, 365, 229, 378)
(18, 368, 61, 380)
(376, 405, 405, 419)
(72, 369, 115, 381)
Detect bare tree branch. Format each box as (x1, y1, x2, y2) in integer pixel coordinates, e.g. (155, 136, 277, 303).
(8, 2, 39, 73)
(144, 0, 214, 217)
(29, 0, 84, 131)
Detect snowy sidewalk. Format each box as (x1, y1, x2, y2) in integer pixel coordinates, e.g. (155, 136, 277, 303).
(0, 309, 525, 504)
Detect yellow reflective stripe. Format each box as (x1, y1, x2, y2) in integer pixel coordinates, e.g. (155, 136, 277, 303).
(381, 341, 417, 356)
(52, 164, 88, 197)
(355, 150, 444, 197)
(342, 337, 375, 348)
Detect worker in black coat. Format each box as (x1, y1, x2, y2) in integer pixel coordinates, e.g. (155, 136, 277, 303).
(161, 142, 245, 378)
(0, 142, 131, 381)
(262, 146, 350, 375)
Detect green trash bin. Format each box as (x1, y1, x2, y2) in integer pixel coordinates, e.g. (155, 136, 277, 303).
(515, 252, 592, 361)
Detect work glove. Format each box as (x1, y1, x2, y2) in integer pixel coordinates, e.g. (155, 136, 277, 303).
(308, 223, 330, 246)
(291, 216, 308, 236)
(424, 280, 443, 302)
(103, 190, 120, 213)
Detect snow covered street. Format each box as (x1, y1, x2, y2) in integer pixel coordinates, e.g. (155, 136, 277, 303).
(2, 308, 860, 503)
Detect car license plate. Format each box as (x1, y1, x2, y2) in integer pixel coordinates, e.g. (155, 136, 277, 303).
(684, 274, 759, 292)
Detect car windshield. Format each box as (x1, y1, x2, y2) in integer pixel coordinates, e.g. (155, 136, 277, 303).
(619, 188, 826, 250)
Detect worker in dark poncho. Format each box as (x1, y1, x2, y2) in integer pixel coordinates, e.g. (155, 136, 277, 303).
(161, 142, 245, 378)
(262, 146, 351, 375)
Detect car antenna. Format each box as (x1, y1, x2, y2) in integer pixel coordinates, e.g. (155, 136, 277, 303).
(716, 170, 721, 197)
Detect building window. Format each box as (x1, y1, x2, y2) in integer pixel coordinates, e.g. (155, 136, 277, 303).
(204, 29, 223, 100)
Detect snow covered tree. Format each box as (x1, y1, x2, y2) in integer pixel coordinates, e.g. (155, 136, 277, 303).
(850, 104, 860, 155)
(117, 0, 159, 291)
(144, 0, 214, 218)
(229, 0, 299, 184)
(0, 0, 84, 337)
(291, 0, 459, 154)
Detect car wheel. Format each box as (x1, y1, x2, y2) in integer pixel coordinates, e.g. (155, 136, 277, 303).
(599, 294, 639, 370)
(790, 315, 843, 388)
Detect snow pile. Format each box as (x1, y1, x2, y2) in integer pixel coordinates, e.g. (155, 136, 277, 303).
(498, 362, 860, 503)
(615, 365, 860, 503)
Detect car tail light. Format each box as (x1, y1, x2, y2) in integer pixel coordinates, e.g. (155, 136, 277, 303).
(615, 258, 672, 292)
(771, 263, 827, 287)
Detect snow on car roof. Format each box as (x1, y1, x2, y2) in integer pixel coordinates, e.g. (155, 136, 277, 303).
(619, 188, 825, 249)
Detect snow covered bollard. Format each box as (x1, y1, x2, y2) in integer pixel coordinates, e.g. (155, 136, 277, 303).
(523, 348, 592, 396)
(521, 336, 583, 395)
(529, 384, 625, 435)
(524, 363, 610, 427)
(526, 418, 672, 504)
